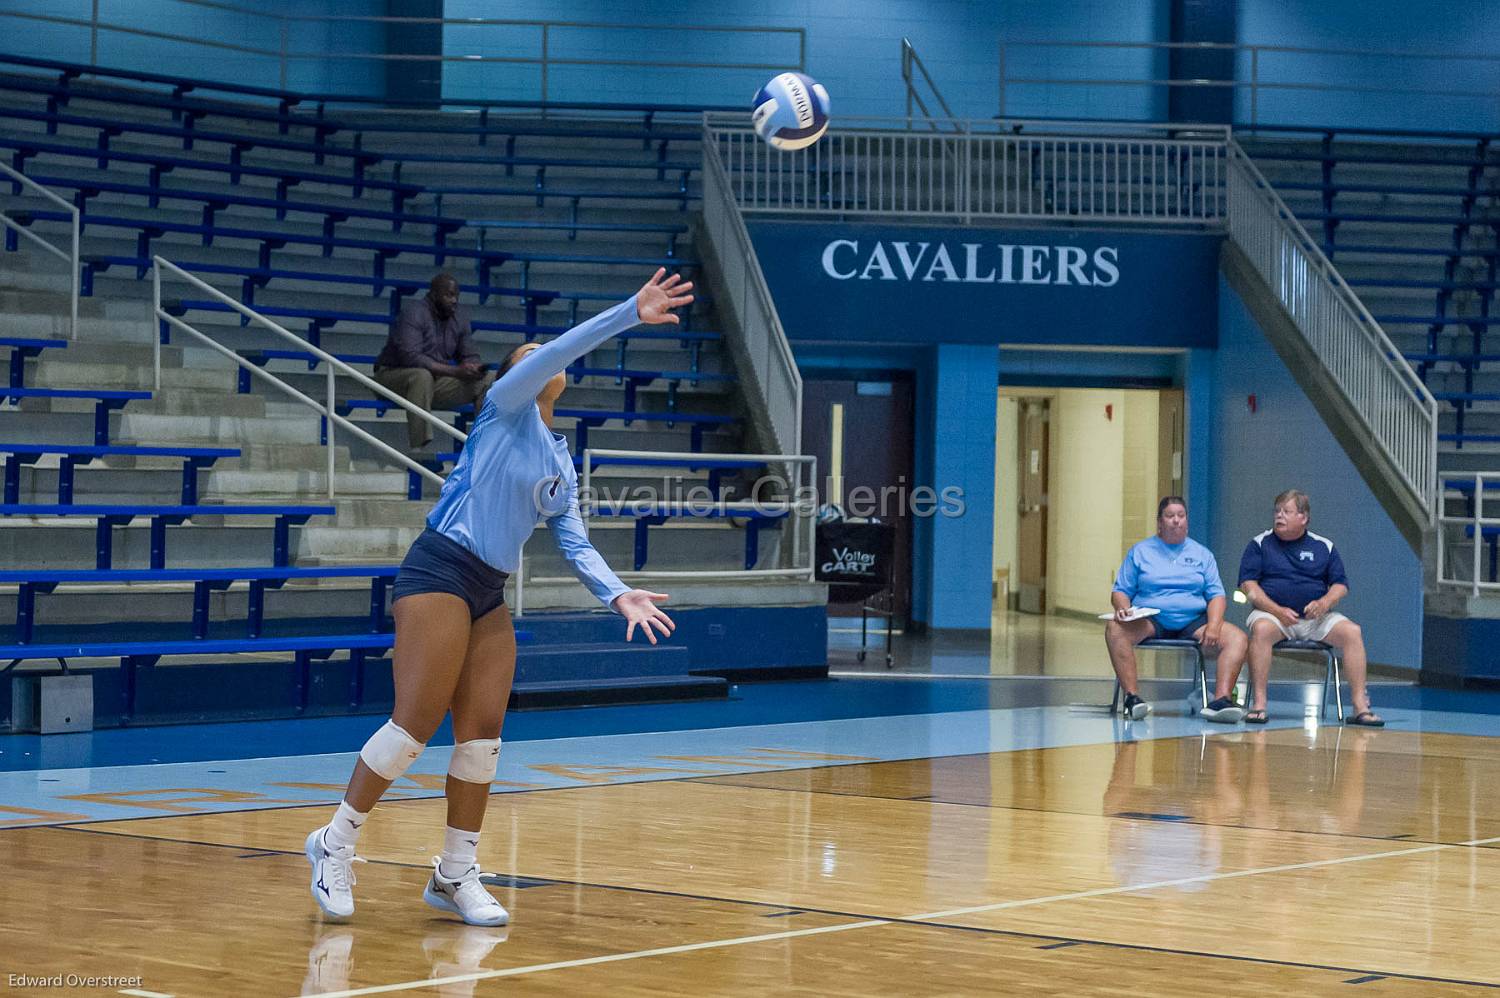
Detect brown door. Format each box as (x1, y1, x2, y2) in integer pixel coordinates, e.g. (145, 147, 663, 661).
(802, 377, 915, 621)
(1158, 388, 1185, 501)
(1016, 398, 1049, 614)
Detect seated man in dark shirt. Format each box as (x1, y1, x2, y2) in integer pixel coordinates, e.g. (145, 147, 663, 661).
(374, 272, 496, 452)
(1233, 489, 1383, 727)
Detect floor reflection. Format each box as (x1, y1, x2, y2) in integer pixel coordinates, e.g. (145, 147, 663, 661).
(832, 609, 1213, 679)
(832, 609, 1404, 688)
(301, 921, 510, 996)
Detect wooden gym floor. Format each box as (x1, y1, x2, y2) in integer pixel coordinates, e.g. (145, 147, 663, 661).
(2, 724, 1497, 996)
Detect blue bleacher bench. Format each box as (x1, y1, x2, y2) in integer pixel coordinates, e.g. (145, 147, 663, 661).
(589, 503, 791, 571)
(27, 173, 461, 244)
(0, 135, 420, 209)
(8, 210, 508, 290)
(0, 69, 336, 144)
(0, 337, 66, 389)
(579, 453, 767, 496)
(0, 105, 378, 176)
(469, 218, 687, 258)
(568, 365, 735, 414)
(0, 387, 150, 446)
(0, 52, 314, 122)
(0, 442, 239, 505)
(557, 408, 735, 454)
(0, 564, 398, 643)
(428, 184, 695, 215)
(0, 502, 335, 569)
(0, 633, 394, 722)
(0, 629, 533, 721)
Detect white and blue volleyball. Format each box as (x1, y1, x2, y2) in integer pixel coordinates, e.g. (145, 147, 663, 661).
(751, 72, 831, 151)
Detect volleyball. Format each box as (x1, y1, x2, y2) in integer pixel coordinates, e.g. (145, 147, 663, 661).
(751, 72, 831, 151)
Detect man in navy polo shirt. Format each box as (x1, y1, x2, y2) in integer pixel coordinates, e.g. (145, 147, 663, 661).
(1234, 489, 1383, 726)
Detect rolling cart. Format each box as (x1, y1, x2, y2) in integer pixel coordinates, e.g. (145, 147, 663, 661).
(815, 518, 897, 667)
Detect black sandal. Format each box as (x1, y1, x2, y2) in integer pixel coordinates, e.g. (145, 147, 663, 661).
(1346, 711, 1385, 728)
(1245, 709, 1269, 724)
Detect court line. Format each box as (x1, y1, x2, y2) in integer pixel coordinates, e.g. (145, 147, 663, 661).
(48, 824, 1499, 990)
(297, 833, 1500, 997)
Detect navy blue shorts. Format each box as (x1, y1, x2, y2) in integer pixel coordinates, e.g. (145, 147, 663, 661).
(393, 528, 510, 620)
(1149, 612, 1210, 641)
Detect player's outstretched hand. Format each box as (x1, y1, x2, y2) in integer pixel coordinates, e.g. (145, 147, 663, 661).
(635, 268, 694, 325)
(613, 589, 675, 644)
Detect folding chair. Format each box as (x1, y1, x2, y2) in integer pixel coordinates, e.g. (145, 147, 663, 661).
(1273, 639, 1344, 721)
(1109, 638, 1208, 715)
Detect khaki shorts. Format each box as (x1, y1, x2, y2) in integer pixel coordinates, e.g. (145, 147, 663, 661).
(1245, 608, 1349, 643)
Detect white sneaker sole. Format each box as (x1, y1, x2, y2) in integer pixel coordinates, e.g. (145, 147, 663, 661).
(1127, 702, 1151, 720)
(423, 882, 510, 926)
(1201, 706, 1246, 724)
(306, 829, 354, 921)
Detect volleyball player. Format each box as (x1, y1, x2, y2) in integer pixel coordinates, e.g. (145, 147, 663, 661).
(306, 269, 692, 924)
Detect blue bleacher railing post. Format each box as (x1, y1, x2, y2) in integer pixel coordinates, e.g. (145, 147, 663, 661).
(57, 457, 76, 504)
(95, 518, 113, 569)
(369, 578, 388, 633)
(248, 581, 266, 638)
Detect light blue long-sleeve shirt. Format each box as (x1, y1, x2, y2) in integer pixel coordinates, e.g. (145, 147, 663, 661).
(426, 296, 640, 609)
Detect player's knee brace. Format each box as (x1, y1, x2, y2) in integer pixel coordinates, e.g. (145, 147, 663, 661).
(359, 720, 425, 781)
(448, 737, 501, 785)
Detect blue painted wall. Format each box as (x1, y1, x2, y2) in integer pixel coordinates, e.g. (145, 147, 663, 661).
(442, 0, 1172, 118)
(0, 0, 388, 95)
(1211, 275, 1423, 669)
(1236, 0, 1500, 132)
(911, 344, 998, 630)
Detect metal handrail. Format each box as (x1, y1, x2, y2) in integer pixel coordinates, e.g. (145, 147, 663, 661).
(997, 39, 1500, 128)
(0, 162, 78, 339)
(706, 115, 1228, 224)
(900, 38, 961, 133)
(152, 257, 459, 501)
(1224, 141, 1437, 518)
(0, 4, 805, 98)
(700, 116, 804, 457)
(1436, 474, 1500, 595)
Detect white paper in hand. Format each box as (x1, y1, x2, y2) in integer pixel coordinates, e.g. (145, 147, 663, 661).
(1097, 606, 1161, 622)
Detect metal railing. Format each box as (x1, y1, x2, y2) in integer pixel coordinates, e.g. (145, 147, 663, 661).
(701, 118, 804, 456)
(0, 162, 79, 339)
(151, 257, 461, 502)
(0, 1, 804, 102)
(900, 38, 960, 132)
(706, 115, 1229, 224)
(1224, 142, 1436, 518)
(997, 40, 1500, 129)
(1435, 475, 1500, 595)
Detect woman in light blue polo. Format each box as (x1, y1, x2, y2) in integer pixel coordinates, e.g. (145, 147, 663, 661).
(1106, 496, 1248, 722)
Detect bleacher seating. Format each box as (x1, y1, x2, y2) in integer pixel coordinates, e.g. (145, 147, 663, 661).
(0, 55, 810, 723)
(1243, 125, 1500, 472)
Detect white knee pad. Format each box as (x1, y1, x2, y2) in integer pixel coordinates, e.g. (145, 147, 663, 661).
(448, 737, 501, 785)
(359, 720, 425, 781)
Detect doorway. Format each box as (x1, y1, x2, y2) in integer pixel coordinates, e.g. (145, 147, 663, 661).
(802, 375, 915, 622)
(994, 386, 1185, 618)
